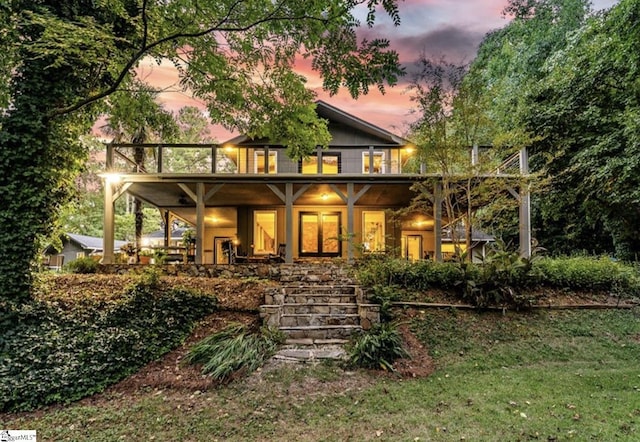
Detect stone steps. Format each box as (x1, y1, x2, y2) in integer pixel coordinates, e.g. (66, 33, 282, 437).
(281, 303, 358, 315)
(260, 277, 379, 362)
(283, 294, 357, 304)
(280, 313, 360, 327)
(279, 324, 362, 340)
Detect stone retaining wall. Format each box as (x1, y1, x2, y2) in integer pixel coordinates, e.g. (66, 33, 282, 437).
(97, 262, 357, 285)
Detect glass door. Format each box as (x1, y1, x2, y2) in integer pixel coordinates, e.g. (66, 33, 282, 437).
(299, 212, 341, 257)
(402, 235, 423, 262)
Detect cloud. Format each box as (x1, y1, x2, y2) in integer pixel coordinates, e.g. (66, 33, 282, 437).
(395, 25, 487, 65)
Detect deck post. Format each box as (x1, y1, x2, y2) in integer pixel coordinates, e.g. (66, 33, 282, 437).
(347, 183, 355, 262)
(102, 178, 115, 264)
(285, 183, 294, 264)
(196, 183, 205, 264)
(434, 181, 443, 262)
(519, 147, 531, 258)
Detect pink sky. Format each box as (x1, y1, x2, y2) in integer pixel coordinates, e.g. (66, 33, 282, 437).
(135, 0, 619, 142)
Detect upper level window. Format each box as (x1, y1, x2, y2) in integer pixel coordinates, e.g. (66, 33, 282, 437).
(363, 151, 385, 174)
(254, 151, 277, 174)
(300, 153, 341, 174)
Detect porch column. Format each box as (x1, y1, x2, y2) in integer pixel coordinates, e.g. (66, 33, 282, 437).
(195, 183, 205, 264)
(163, 210, 172, 248)
(330, 183, 371, 262)
(285, 183, 294, 263)
(519, 147, 531, 258)
(434, 181, 443, 262)
(347, 183, 356, 261)
(102, 178, 131, 264)
(102, 178, 115, 264)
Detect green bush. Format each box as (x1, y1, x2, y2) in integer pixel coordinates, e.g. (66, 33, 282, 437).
(0, 280, 217, 412)
(367, 284, 403, 322)
(533, 256, 640, 296)
(348, 322, 408, 371)
(357, 253, 640, 308)
(356, 258, 463, 290)
(184, 324, 284, 381)
(63, 256, 99, 274)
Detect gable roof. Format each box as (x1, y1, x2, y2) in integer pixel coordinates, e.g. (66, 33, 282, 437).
(223, 100, 410, 147)
(67, 233, 128, 251)
(144, 228, 189, 239)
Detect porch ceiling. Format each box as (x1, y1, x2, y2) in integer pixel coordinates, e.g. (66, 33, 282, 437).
(120, 177, 419, 227)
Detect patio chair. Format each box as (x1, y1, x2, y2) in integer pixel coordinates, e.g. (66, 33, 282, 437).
(267, 243, 286, 263)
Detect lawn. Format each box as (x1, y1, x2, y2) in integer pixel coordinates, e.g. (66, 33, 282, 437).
(3, 307, 639, 441)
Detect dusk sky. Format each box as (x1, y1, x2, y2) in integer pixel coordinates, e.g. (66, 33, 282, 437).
(136, 0, 619, 141)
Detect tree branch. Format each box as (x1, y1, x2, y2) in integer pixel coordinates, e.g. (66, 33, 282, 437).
(51, 1, 329, 116)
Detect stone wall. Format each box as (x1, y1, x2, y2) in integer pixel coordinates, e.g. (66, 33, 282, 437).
(97, 262, 358, 285)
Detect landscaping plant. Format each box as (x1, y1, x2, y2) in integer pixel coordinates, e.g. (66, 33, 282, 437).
(184, 323, 285, 382)
(348, 322, 409, 371)
(0, 274, 217, 412)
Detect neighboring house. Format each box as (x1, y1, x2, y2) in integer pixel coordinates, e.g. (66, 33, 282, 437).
(100, 101, 530, 264)
(441, 226, 495, 263)
(142, 228, 189, 249)
(44, 233, 127, 269)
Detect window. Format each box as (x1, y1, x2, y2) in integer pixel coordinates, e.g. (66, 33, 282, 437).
(363, 151, 385, 174)
(300, 154, 341, 174)
(253, 211, 276, 255)
(76, 251, 86, 259)
(254, 151, 277, 174)
(362, 211, 385, 252)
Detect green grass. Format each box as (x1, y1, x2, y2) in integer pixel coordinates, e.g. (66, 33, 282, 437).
(3, 309, 640, 441)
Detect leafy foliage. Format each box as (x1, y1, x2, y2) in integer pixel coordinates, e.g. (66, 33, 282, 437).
(184, 324, 284, 382)
(356, 253, 640, 308)
(63, 256, 99, 274)
(458, 242, 541, 308)
(0, 0, 404, 308)
(348, 322, 408, 371)
(0, 275, 217, 412)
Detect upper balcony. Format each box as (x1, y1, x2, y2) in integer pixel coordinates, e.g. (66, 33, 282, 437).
(105, 142, 527, 180)
(105, 143, 424, 178)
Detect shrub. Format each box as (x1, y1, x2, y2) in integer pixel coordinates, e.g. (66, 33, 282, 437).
(63, 256, 98, 274)
(367, 284, 403, 322)
(533, 256, 640, 297)
(356, 258, 463, 290)
(348, 322, 408, 371)
(0, 280, 217, 412)
(184, 324, 284, 381)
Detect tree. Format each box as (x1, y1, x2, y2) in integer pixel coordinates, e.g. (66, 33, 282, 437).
(464, 0, 610, 256)
(0, 0, 404, 308)
(406, 56, 525, 261)
(102, 79, 178, 260)
(525, 0, 640, 259)
(0, 0, 403, 306)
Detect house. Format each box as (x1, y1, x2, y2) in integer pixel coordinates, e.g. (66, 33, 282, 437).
(100, 101, 530, 264)
(44, 233, 128, 269)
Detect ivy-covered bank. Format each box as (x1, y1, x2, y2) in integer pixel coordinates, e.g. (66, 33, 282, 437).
(0, 271, 217, 412)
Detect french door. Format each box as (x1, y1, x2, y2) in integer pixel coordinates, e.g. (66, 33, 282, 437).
(299, 212, 341, 257)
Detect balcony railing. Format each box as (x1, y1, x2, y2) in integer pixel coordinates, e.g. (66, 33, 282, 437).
(104, 143, 527, 177)
(105, 143, 422, 176)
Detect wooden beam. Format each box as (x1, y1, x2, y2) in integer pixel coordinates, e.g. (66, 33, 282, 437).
(204, 183, 224, 201)
(196, 183, 205, 264)
(177, 183, 197, 202)
(434, 182, 443, 262)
